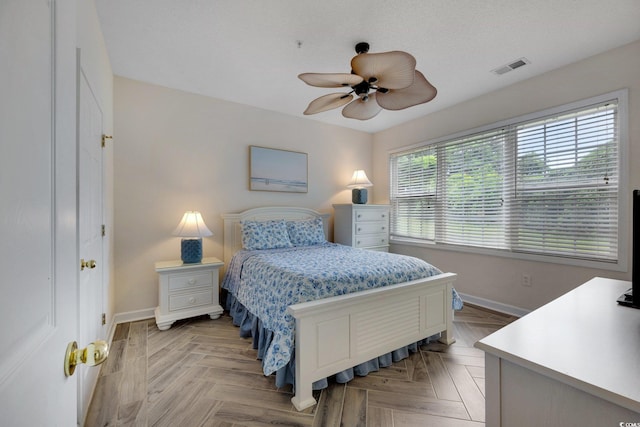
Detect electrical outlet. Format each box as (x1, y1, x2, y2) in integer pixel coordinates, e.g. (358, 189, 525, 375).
(522, 273, 532, 287)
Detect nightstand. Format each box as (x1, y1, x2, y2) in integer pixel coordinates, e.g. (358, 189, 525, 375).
(333, 204, 390, 251)
(154, 257, 224, 330)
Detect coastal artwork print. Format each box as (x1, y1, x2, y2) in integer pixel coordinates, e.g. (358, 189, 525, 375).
(249, 146, 308, 193)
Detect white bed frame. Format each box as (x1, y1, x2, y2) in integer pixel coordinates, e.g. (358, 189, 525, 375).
(222, 206, 457, 411)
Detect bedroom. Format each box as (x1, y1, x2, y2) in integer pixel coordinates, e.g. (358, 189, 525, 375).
(2, 0, 640, 425)
(111, 44, 640, 316)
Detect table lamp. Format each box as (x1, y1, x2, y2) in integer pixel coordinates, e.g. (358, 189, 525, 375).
(173, 211, 212, 263)
(347, 170, 373, 204)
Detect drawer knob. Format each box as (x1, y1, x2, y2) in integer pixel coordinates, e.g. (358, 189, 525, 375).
(188, 297, 196, 304)
(357, 227, 361, 231)
(381, 226, 385, 230)
(357, 214, 361, 218)
(357, 241, 361, 245)
(188, 279, 196, 285)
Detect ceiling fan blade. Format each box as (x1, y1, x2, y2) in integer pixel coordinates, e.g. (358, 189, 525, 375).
(342, 92, 383, 120)
(376, 70, 437, 110)
(351, 51, 416, 90)
(298, 73, 363, 88)
(303, 93, 354, 115)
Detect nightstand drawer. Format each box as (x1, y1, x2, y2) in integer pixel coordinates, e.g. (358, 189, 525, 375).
(355, 222, 387, 235)
(355, 234, 388, 248)
(355, 209, 388, 222)
(169, 289, 213, 311)
(168, 271, 213, 291)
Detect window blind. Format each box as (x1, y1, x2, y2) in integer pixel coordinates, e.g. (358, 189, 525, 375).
(510, 102, 618, 261)
(437, 129, 507, 249)
(389, 96, 621, 264)
(390, 146, 437, 240)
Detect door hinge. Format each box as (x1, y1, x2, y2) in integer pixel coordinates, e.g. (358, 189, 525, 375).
(102, 313, 106, 325)
(101, 224, 106, 237)
(102, 134, 112, 148)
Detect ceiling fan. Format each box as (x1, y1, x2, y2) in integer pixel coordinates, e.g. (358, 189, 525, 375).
(298, 42, 437, 121)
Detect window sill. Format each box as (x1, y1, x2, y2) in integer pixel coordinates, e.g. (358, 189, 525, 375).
(389, 236, 626, 272)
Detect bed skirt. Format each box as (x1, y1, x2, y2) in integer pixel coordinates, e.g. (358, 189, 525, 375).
(224, 292, 439, 390)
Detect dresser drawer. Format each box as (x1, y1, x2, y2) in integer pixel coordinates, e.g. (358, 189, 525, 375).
(354, 209, 388, 222)
(355, 221, 387, 235)
(168, 271, 213, 292)
(355, 234, 388, 248)
(169, 289, 213, 311)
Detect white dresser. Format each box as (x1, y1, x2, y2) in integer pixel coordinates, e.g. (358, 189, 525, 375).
(476, 277, 640, 426)
(333, 204, 390, 251)
(154, 257, 224, 330)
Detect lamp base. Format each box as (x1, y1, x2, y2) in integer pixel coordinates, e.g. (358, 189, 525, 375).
(181, 238, 203, 263)
(352, 188, 368, 204)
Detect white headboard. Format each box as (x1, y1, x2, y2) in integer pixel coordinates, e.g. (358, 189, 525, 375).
(221, 206, 331, 267)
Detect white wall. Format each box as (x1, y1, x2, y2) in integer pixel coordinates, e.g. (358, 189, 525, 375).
(372, 40, 640, 311)
(113, 77, 373, 314)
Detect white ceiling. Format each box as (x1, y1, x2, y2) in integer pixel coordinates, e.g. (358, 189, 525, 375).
(95, 0, 640, 134)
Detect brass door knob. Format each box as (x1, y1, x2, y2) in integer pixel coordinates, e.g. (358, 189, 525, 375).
(64, 340, 109, 377)
(80, 259, 97, 270)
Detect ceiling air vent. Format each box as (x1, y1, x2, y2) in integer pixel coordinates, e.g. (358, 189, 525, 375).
(492, 57, 530, 75)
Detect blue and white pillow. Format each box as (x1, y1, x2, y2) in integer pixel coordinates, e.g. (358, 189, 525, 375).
(286, 217, 326, 246)
(240, 219, 293, 250)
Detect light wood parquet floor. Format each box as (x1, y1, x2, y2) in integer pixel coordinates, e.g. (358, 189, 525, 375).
(86, 304, 517, 427)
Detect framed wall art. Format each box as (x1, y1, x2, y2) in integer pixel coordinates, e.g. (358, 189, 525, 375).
(249, 146, 308, 193)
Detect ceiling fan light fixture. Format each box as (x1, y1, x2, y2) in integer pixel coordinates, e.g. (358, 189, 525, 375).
(299, 42, 437, 120)
(353, 80, 370, 96)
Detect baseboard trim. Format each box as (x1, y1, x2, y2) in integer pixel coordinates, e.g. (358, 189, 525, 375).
(110, 297, 529, 326)
(458, 293, 530, 318)
(112, 307, 155, 325)
(106, 317, 117, 344)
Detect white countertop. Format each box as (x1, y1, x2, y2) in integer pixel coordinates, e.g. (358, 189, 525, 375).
(476, 277, 640, 413)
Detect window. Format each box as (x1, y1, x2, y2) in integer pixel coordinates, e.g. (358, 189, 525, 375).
(390, 91, 627, 268)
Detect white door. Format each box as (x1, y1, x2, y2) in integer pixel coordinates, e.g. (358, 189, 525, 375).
(77, 66, 106, 423)
(0, 0, 78, 425)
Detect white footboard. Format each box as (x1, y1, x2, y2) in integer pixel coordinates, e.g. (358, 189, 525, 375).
(286, 272, 457, 411)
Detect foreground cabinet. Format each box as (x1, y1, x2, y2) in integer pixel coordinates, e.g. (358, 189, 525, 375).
(476, 277, 640, 426)
(154, 257, 224, 330)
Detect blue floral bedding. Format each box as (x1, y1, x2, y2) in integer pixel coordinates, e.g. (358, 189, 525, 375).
(222, 243, 461, 376)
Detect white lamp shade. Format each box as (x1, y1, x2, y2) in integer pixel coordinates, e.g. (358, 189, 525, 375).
(172, 211, 213, 238)
(346, 170, 373, 188)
